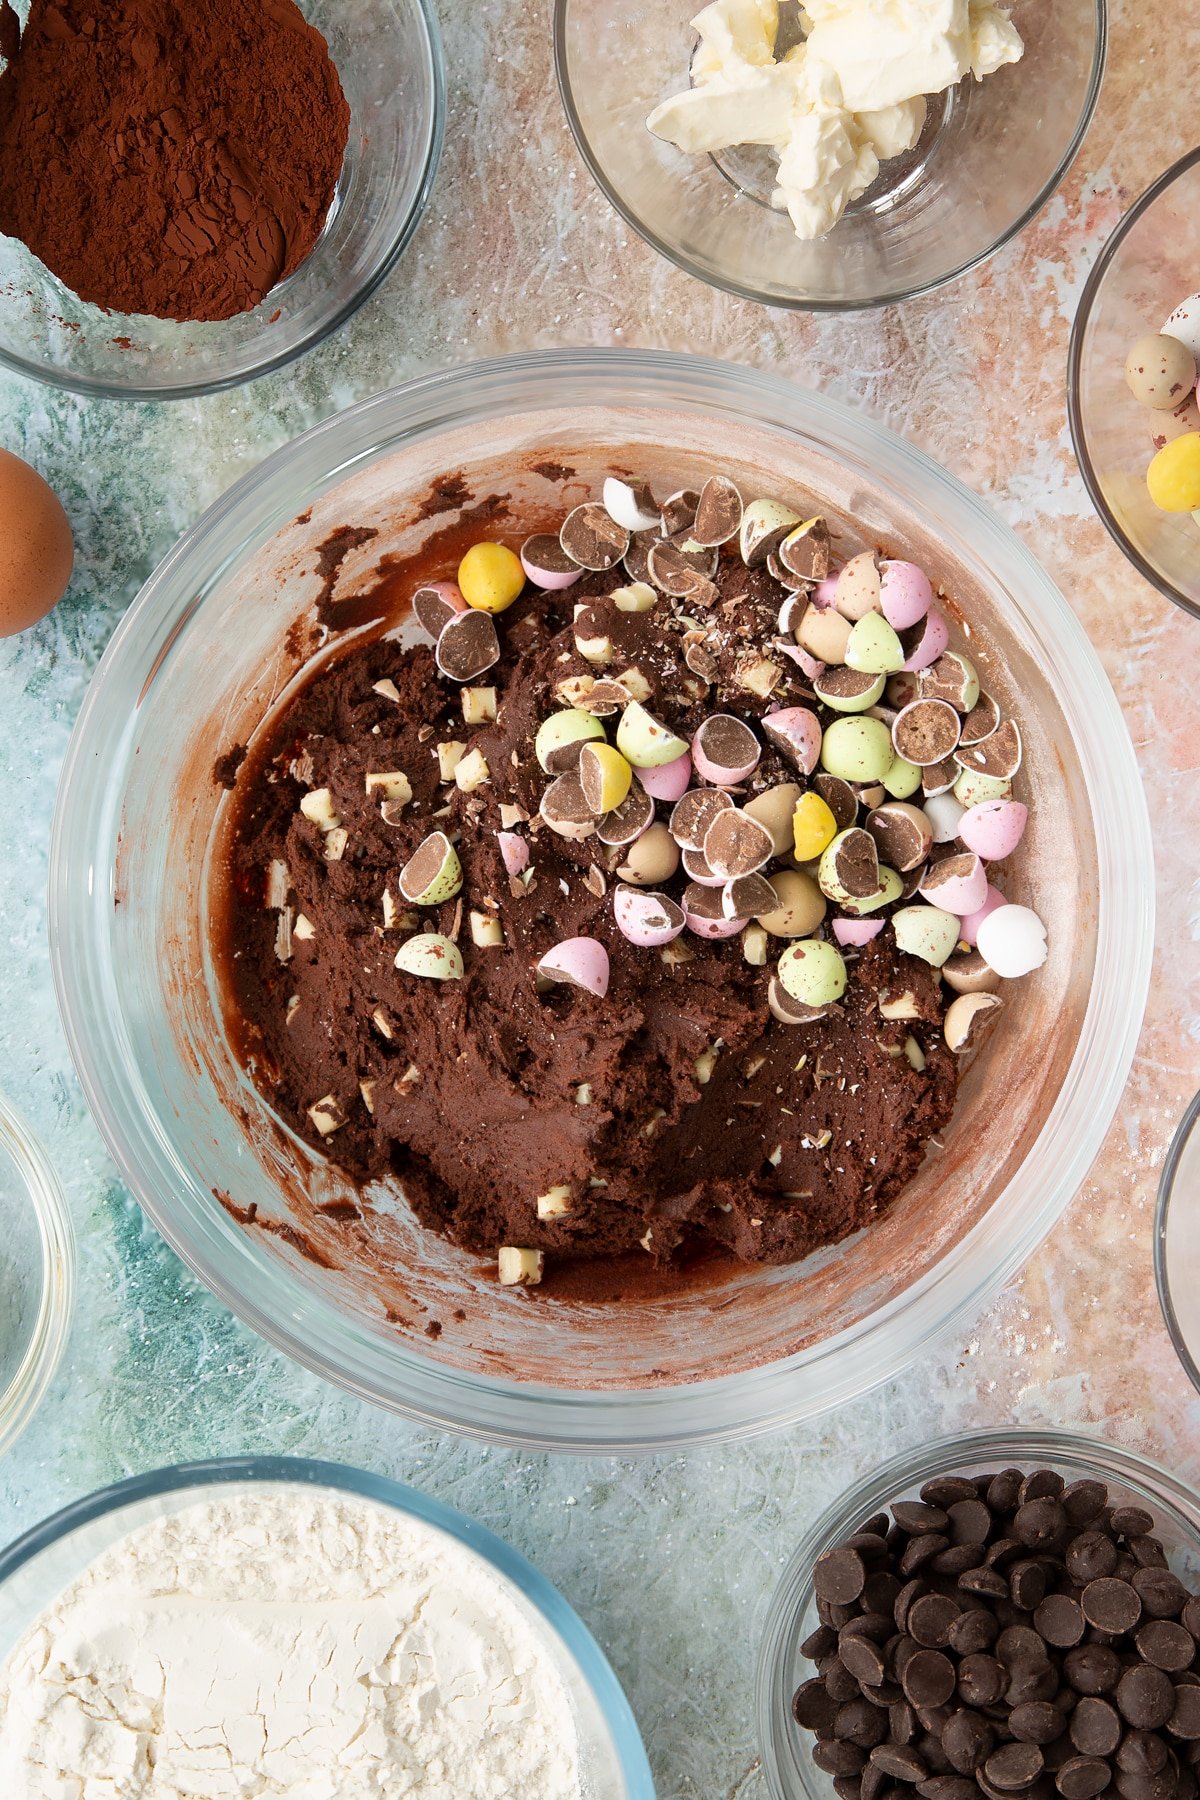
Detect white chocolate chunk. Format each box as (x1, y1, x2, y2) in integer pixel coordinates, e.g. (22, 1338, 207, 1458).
(461, 686, 497, 724)
(365, 770, 413, 804)
(300, 787, 340, 830)
(498, 1246, 544, 1286)
(536, 1185, 572, 1219)
(265, 859, 290, 909)
(307, 1094, 346, 1137)
(437, 740, 466, 781)
(469, 910, 505, 947)
(453, 746, 491, 792)
(372, 678, 401, 702)
(293, 912, 316, 941)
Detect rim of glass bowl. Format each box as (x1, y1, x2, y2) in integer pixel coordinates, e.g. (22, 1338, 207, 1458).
(755, 1427, 1200, 1800)
(1154, 1087, 1200, 1397)
(1067, 143, 1200, 625)
(0, 1092, 75, 1460)
(552, 0, 1108, 314)
(0, 0, 446, 402)
(48, 350, 1153, 1453)
(0, 1455, 655, 1799)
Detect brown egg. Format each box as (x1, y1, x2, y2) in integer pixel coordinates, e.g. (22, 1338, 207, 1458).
(0, 447, 74, 636)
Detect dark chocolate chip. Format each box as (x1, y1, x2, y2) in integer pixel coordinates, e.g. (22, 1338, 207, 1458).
(935, 1547, 988, 1576)
(1119, 1667, 1179, 1731)
(824, 1656, 863, 1702)
(1021, 1473, 1068, 1505)
(1184, 1600, 1200, 1642)
(890, 1701, 919, 1746)
(862, 1513, 893, 1538)
(842, 1636, 891, 1688)
(900, 1537, 952, 1577)
(998, 1627, 1051, 1670)
(948, 1499, 994, 1546)
(1111, 1510, 1157, 1540)
(894, 1502, 953, 1535)
(1064, 1646, 1122, 1696)
(909, 1596, 962, 1649)
(1012, 1562, 1051, 1611)
(1084, 1578, 1144, 1636)
(919, 1779, 979, 1800)
(837, 1699, 891, 1748)
(834, 1777, 864, 1800)
(1062, 1484, 1110, 1528)
(986, 1742, 1047, 1791)
(923, 1478, 983, 1509)
(962, 1569, 1013, 1600)
(871, 1744, 930, 1783)
(817, 1740, 871, 1775)
(1010, 1704, 1067, 1745)
(1132, 1539, 1171, 1572)
(1135, 1572, 1189, 1620)
(1008, 1665, 1064, 1707)
(843, 1612, 898, 1644)
(1118, 1733, 1170, 1776)
(959, 1655, 1008, 1707)
(866, 1573, 906, 1616)
(1056, 1756, 1113, 1799)
(1036, 1596, 1086, 1649)
(942, 1709, 995, 1773)
(897, 1581, 931, 1631)
(903, 1651, 958, 1709)
(987, 1472, 1026, 1514)
(1138, 1623, 1197, 1674)
(817, 1546, 869, 1605)
(795, 1677, 839, 1729)
(803, 1624, 839, 1660)
(1070, 1697, 1123, 1756)
(1068, 1535, 1120, 1586)
(1171, 1687, 1200, 1740)
(1015, 1501, 1068, 1550)
(949, 1609, 1001, 1655)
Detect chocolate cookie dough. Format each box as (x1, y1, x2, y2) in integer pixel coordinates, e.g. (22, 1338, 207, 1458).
(217, 474, 1029, 1283)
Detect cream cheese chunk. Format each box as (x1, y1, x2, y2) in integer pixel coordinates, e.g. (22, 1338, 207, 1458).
(647, 0, 1023, 240)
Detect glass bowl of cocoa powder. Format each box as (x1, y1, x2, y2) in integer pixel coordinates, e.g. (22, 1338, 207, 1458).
(0, 0, 444, 399)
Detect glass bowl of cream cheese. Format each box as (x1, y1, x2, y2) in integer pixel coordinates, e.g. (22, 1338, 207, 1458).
(554, 0, 1106, 311)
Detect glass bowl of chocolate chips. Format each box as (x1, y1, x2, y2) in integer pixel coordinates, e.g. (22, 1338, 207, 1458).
(49, 350, 1151, 1450)
(758, 1431, 1200, 1800)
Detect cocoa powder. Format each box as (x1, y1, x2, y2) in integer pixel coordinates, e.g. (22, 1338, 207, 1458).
(0, 0, 350, 322)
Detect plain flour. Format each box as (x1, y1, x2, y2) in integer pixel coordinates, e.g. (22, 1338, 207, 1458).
(0, 1488, 582, 1799)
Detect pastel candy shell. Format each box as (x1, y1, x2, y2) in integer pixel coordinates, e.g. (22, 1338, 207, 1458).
(833, 918, 885, 947)
(537, 936, 611, 998)
(891, 904, 960, 967)
(692, 714, 761, 785)
(845, 612, 904, 675)
(775, 642, 826, 682)
(1163, 292, 1200, 361)
(919, 852, 989, 917)
(636, 749, 693, 801)
(976, 904, 1047, 978)
(394, 933, 464, 981)
(497, 830, 529, 878)
(834, 552, 882, 621)
(928, 792, 964, 838)
(958, 799, 1028, 861)
(520, 536, 583, 591)
(901, 607, 950, 672)
(777, 939, 848, 1006)
(958, 884, 1007, 948)
(685, 910, 747, 940)
(603, 476, 660, 533)
(613, 885, 685, 947)
(812, 571, 841, 610)
(763, 706, 823, 776)
(879, 561, 933, 631)
(616, 700, 690, 768)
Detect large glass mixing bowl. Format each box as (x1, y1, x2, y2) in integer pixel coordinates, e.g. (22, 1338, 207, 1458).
(49, 351, 1152, 1451)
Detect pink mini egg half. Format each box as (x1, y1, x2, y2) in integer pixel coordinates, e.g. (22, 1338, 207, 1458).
(879, 561, 933, 632)
(685, 911, 747, 940)
(812, 571, 841, 610)
(901, 606, 949, 672)
(776, 642, 826, 682)
(537, 936, 610, 997)
(920, 853, 989, 917)
(636, 750, 693, 802)
(521, 542, 583, 591)
(958, 799, 1028, 862)
(958, 885, 1007, 948)
(613, 885, 685, 947)
(833, 918, 885, 947)
(496, 830, 529, 878)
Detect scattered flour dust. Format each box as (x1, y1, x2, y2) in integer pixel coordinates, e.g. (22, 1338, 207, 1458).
(0, 1487, 582, 1798)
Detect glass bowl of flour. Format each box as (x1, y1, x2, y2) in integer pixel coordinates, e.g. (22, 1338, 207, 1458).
(0, 1457, 654, 1798)
(555, 0, 1106, 310)
(0, 1092, 73, 1460)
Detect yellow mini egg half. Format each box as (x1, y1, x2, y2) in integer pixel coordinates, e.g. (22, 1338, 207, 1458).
(1147, 432, 1200, 513)
(0, 447, 74, 635)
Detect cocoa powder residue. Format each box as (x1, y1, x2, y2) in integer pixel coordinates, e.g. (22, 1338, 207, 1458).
(0, 0, 350, 322)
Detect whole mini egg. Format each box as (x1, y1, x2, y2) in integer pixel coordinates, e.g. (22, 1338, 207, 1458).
(1124, 332, 1197, 411)
(1163, 292, 1200, 361)
(0, 447, 73, 635)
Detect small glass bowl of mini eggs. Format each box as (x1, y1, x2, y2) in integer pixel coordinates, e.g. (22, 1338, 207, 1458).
(1069, 148, 1200, 622)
